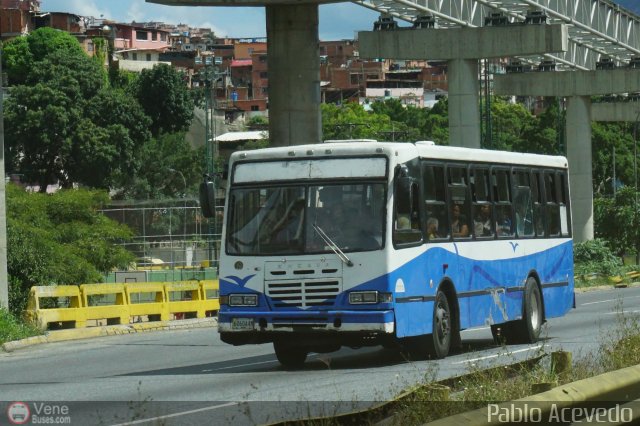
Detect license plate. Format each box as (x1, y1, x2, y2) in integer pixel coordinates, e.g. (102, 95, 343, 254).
(231, 318, 254, 330)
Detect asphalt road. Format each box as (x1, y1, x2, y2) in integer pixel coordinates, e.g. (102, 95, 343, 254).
(0, 286, 638, 425)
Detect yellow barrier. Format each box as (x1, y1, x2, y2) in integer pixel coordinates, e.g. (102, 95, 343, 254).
(200, 279, 220, 316)
(125, 282, 169, 322)
(26, 281, 220, 330)
(25, 286, 86, 330)
(165, 281, 205, 319)
(80, 284, 129, 325)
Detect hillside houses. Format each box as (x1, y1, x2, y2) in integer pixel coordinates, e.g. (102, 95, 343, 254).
(0, 0, 449, 116)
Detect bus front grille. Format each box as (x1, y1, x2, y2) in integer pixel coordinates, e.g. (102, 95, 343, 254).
(266, 280, 341, 308)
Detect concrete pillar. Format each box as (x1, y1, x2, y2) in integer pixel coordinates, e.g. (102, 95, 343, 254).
(266, 4, 321, 146)
(566, 96, 593, 242)
(448, 59, 481, 148)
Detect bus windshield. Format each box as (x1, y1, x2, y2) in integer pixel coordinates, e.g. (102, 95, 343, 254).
(226, 183, 386, 255)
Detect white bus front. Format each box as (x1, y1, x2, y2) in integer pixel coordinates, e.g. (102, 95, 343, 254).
(217, 153, 395, 367)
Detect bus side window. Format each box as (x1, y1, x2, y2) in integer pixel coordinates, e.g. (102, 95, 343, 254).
(447, 166, 469, 240)
(394, 177, 423, 245)
(544, 172, 561, 236)
(558, 172, 571, 236)
(513, 170, 534, 238)
(493, 169, 513, 237)
(531, 171, 545, 237)
(423, 164, 449, 241)
(471, 168, 493, 238)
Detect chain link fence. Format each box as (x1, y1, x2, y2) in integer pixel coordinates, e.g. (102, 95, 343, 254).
(100, 199, 224, 281)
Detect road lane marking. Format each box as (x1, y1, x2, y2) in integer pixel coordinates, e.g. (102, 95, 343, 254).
(581, 295, 640, 306)
(111, 401, 239, 426)
(605, 310, 640, 315)
(201, 358, 279, 372)
(451, 345, 542, 365)
(200, 353, 319, 372)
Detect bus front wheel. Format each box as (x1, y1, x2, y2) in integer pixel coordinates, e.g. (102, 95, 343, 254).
(426, 290, 452, 359)
(274, 341, 308, 369)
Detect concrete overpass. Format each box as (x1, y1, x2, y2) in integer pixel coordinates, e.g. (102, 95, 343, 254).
(495, 69, 640, 241)
(358, 24, 567, 148)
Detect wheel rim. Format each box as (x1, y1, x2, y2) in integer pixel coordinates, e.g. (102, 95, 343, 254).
(435, 298, 450, 344)
(530, 290, 540, 332)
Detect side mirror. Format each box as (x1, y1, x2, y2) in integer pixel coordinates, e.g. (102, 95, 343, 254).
(199, 180, 216, 218)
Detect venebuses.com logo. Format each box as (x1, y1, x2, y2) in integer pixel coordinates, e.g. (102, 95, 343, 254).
(6, 401, 71, 424)
(7, 402, 30, 425)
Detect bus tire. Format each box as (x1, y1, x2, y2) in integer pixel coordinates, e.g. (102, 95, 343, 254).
(274, 341, 307, 369)
(513, 278, 543, 344)
(426, 290, 452, 359)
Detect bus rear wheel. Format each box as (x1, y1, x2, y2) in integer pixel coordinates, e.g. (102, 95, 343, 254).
(426, 290, 452, 359)
(274, 341, 308, 369)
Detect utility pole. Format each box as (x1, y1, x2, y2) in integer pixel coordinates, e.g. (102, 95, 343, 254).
(0, 46, 9, 309)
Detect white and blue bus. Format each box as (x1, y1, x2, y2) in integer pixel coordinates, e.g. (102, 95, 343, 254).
(201, 140, 574, 368)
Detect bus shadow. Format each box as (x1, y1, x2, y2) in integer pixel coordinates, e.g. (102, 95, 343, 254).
(118, 337, 539, 377)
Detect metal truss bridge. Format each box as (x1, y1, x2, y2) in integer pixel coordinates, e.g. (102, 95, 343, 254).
(352, 0, 640, 71)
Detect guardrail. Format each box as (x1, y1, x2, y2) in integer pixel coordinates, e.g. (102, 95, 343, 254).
(25, 280, 219, 330)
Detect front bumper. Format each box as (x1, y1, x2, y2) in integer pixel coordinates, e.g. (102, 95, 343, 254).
(218, 309, 395, 333)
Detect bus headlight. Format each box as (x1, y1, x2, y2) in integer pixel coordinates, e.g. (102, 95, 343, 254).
(349, 291, 392, 304)
(227, 294, 258, 306)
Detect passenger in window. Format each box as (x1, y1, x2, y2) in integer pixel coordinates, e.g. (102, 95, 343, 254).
(474, 204, 493, 237)
(496, 212, 512, 236)
(451, 204, 469, 238)
(397, 214, 411, 230)
(427, 217, 439, 240)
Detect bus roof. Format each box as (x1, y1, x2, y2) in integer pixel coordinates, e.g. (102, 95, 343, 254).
(230, 141, 568, 169)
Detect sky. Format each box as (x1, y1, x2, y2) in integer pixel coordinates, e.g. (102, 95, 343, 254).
(40, 0, 380, 40)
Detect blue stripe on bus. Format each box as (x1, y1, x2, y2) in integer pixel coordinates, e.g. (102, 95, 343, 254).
(220, 240, 574, 338)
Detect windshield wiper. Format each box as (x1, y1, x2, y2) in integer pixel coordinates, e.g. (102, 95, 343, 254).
(313, 223, 353, 267)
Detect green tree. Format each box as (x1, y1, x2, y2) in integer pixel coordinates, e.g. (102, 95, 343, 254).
(488, 97, 535, 151)
(132, 64, 195, 137)
(27, 49, 106, 100)
(26, 27, 85, 62)
(1, 37, 33, 85)
(3, 41, 154, 191)
(321, 102, 391, 141)
(4, 83, 82, 189)
(592, 122, 635, 195)
(116, 133, 204, 200)
(594, 186, 640, 259)
(421, 98, 449, 144)
(7, 185, 134, 315)
(2, 27, 86, 86)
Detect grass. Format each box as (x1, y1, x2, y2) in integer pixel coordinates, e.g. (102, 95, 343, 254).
(0, 308, 42, 346)
(383, 307, 640, 425)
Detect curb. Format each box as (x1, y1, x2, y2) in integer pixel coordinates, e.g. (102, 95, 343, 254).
(427, 363, 640, 425)
(575, 281, 640, 293)
(1, 317, 218, 353)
